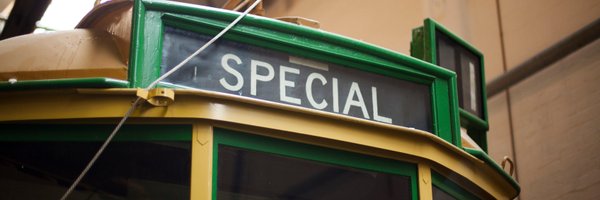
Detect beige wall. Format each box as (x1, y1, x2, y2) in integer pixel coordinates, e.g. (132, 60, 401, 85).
(266, 0, 507, 81)
(508, 39, 600, 200)
(499, 0, 600, 68)
(264, 0, 600, 199)
(266, 0, 426, 53)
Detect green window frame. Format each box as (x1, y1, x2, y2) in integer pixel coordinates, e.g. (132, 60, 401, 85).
(0, 124, 192, 142)
(212, 128, 419, 200)
(410, 18, 489, 151)
(129, 0, 462, 146)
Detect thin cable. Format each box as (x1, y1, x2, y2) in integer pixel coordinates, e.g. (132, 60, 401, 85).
(146, 0, 262, 90)
(59, 1, 261, 199)
(59, 97, 143, 200)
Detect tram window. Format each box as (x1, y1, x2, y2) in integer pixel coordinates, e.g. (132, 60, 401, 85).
(433, 185, 458, 200)
(431, 171, 481, 200)
(0, 124, 192, 200)
(435, 31, 484, 118)
(215, 129, 418, 200)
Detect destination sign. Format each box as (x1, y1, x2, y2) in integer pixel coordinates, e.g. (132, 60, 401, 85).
(436, 30, 483, 118)
(161, 27, 432, 131)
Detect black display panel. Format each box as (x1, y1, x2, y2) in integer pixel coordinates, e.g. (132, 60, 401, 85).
(435, 31, 484, 118)
(217, 145, 412, 200)
(161, 27, 432, 131)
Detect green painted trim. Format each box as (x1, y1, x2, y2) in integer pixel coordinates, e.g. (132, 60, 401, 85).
(129, 0, 145, 87)
(450, 76, 462, 147)
(129, 1, 165, 88)
(431, 170, 480, 200)
(0, 124, 192, 141)
(129, 10, 164, 87)
(410, 27, 425, 62)
(212, 128, 419, 200)
(459, 109, 488, 130)
(432, 78, 461, 145)
(426, 19, 437, 65)
(0, 77, 128, 91)
(463, 148, 520, 198)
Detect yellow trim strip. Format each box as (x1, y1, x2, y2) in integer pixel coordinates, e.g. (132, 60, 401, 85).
(77, 88, 479, 161)
(0, 89, 517, 198)
(191, 123, 213, 200)
(419, 163, 433, 200)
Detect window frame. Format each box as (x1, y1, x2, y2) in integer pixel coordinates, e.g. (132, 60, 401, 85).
(0, 124, 192, 142)
(431, 170, 482, 200)
(410, 18, 489, 151)
(212, 128, 419, 200)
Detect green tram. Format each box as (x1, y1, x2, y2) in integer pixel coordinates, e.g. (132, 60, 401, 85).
(0, 1, 519, 199)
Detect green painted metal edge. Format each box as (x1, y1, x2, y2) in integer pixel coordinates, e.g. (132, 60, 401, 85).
(431, 170, 480, 200)
(129, 0, 164, 88)
(431, 78, 461, 146)
(459, 109, 488, 130)
(212, 128, 419, 200)
(0, 77, 128, 91)
(463, 148, 520, 198)
(448, 76, 462, 147)
(0, 124, 192, 141)
(128, 0, 146, 88)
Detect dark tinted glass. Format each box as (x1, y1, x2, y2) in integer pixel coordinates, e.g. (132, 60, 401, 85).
(0, 140, 191, 199)
(435, 30, 484, 118)
(431, 171, 483, 200)
(217, 145, 412, 200)
(433, 185, 457, 200)
(161, 27, 433, 132)
(437, 35, 457, 72)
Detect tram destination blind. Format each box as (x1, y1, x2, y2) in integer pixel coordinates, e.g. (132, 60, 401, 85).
(435, 30, 483, 118)
(161, 27, 432, 132)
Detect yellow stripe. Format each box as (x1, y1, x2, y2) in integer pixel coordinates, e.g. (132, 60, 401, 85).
(0, 89, 517, 198)
(191, 123, 213, 200)
(419, 163, 433, 200)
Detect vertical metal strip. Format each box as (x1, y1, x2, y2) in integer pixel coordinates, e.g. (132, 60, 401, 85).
(418, 163, 433, 200)
(191, 123, 214, 200)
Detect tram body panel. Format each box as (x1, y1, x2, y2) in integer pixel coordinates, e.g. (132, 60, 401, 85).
(0, 0, 519, 199)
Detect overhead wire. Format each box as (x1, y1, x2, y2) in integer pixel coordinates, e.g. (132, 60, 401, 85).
(59, 1, 262, 199)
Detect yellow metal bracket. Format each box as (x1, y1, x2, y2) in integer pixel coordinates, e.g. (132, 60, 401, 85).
(136, 88, 175, 106)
